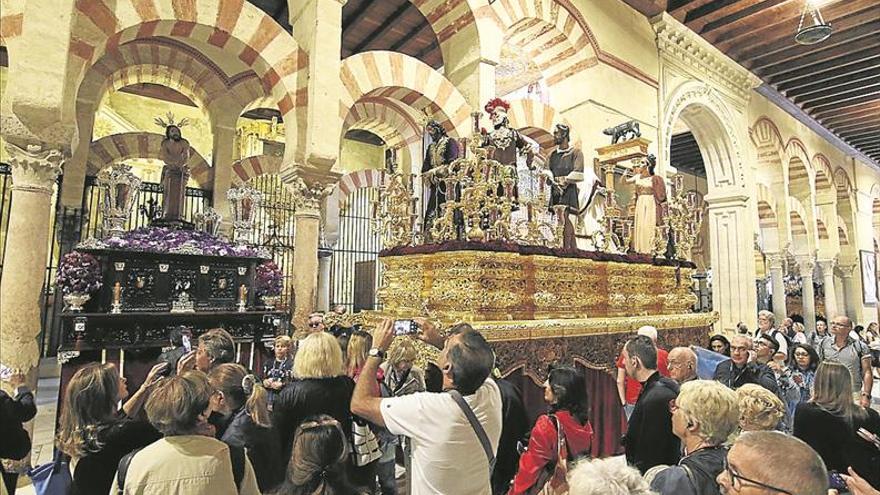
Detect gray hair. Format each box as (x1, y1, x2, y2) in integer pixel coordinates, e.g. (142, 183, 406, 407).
(733, 431, 828, 495)
(757, 310, 775, 327)
(567, 458, 657, 495)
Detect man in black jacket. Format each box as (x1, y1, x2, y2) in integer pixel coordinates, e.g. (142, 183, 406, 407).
(712, 335, 777, 393)
(0, 371, 37, 495)
(622, 335, 680, 474)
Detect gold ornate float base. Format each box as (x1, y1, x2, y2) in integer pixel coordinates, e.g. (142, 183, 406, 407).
(378, 248, 699, 321)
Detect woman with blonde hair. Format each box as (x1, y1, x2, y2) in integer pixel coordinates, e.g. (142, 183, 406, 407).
(647, 380, 739, 495)
(347, 330, 373, 381)
(209, 363, 284, 492)
(273, 331, 354, 466)
(735, 384, 785, 432)
(794, 361, 880, 488)
(273, 415, 369, 495)
(57, 361, 165, 495)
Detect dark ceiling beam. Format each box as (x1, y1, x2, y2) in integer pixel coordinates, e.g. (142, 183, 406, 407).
(735, 9, 880, 61)
(838, 127, 880, 141)
(845, 136, 880, 148)
(769, 49, 880, 85)
(342, 0, 372, 29)
(818, 104, 880, 125)
(794, 79, 880, 107)
(809, 93, 880, 116)
(780, 63, 880, 95)
(759, 40, 880, 80)
(668, 0, 707, 20)
(748, 24, 880, 72)
(687, 0, 772, 34)
(702, 0, 796, 39)
(415, 39, 440, 60)
(831, 115, 880, 132)
(714, 0, 877, 52)
(351, 1, 412, 54)
(620, 0, 668, 16)
(389, 20, 430, 52)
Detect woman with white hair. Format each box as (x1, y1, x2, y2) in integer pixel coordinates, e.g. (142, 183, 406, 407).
(567, 458, 656, 495)
(646, 380, 739, 495)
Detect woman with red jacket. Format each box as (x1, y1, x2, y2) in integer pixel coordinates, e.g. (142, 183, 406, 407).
(508, 365, 593, 495)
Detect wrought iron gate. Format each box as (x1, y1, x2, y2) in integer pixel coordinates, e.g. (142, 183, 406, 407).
(331, 187, 383, 312)
(245, 174, 296, 310)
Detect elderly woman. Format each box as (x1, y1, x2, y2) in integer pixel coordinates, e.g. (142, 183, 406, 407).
(272, 331, 354, 467)
(567, 458, 657, 495)
(647, 380, 739, 495)
(735, 383, 785, 432)
(110, 370, 260, 494)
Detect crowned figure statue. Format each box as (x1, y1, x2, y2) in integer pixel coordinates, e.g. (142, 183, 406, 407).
(421, 120, 461, 238)
(155, 113, 192, 224)
(480, 98, 539, 201)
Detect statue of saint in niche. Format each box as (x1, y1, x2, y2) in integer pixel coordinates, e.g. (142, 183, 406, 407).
(155, 113, 192, 222)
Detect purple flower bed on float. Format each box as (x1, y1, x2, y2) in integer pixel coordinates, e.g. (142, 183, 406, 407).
(255, 260, 284, 297)
(94, 227, 266, 258)
(57, 251, 103, 295)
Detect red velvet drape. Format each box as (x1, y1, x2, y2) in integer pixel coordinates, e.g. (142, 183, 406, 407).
(501, 365, 624, 458)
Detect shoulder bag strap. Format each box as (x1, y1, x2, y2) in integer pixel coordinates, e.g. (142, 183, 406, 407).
(116, 448, 141, 494)
(229, 445, 246, 490)
(448, 389, 496, 473)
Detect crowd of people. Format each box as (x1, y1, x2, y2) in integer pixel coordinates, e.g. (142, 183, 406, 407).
(1, 309, 879, 495)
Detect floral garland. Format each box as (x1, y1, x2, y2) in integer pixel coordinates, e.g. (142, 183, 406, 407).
(255, 260, 284, 297)
(79, 227, 268, 258)
(57, 251, 103, 295)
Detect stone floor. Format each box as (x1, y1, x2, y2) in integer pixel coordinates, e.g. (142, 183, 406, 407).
(11, 362, 880, 494)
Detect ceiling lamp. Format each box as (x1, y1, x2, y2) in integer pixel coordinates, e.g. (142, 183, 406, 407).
(795, 0, 832, 45)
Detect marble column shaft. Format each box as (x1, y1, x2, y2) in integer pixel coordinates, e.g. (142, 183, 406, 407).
(797, 257, 816, 334)
(0, 143, 63, 472)
(817, 259, 837, 320)
(292, 206, 321, 331)
(317, 251, 332, 312)
(766, 252, 787, 323)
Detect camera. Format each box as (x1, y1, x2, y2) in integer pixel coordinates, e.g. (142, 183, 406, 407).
(393, 319, 420, 336)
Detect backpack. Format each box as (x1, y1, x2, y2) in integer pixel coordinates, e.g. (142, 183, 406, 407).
(769, 329, 792, 355)
(116, 444, 245, 494)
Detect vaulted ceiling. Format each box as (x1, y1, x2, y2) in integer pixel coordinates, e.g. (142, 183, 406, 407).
(623, 0, 880, 166)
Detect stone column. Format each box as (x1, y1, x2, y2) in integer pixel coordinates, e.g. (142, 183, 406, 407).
(0, 143, 63, 470)
(797, 256, 817, 334)
(283, 169, 337, 330)
(817, 258, 838, 320)
(838, 263, 857, 320)
(766, 252, 787, 323)
(317, 248, 332, 312)
(704, 192, 758, 332)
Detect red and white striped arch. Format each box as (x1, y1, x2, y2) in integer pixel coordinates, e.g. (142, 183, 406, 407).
(0, 0, 23, 47)
(336, 169, 389, 207)
(837, 217, 850, 247)
(68, 0, 307, 118)
(340, 51, 472, 138)
(507, 99, 573, 155)
(812, 153, 834, 195)
(488, 0, 599, 89)
(785, 139, 812, 198)
(87, 132, 212, 188)
(787, 196, 815, 253)
(409, 0, 484, 72)
(230, 154, 282, 187)
(834, 167, 853, 200)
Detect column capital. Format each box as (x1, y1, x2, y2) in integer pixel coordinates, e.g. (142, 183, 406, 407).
(837, 263, 856, 278)
(765, 252, 787, 270)
(5, 143, 64, 194)
(795, 255, 816, 277)
(816, 257, 837, 275)
(283, 167, 339, 214)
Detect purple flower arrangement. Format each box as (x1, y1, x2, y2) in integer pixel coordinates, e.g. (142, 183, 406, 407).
(94, 227, 267, 258)
(255, 260, 284, 297)
(57, 251, 103, 295)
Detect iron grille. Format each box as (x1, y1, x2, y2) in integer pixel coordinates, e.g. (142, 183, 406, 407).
(243, 174, 296, 310)
(331, 187, 383, 313)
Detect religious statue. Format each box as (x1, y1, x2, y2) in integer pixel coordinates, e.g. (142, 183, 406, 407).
(480, 98, 538, 200)
(544, 124, 584, 249)
(421, 120, 461, 237)
(625, 154, 667, 254)
(155, 113, 192, 223)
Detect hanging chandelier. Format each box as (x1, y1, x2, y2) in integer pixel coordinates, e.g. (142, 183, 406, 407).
(795, 0, 832, 45)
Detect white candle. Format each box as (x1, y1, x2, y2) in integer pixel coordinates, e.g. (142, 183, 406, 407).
(119, 349, 125, 377)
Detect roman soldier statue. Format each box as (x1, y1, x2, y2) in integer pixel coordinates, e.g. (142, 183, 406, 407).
(545, 124, 584, 249)
(421, 120, 461, 237)
(480, 98, 539, 200)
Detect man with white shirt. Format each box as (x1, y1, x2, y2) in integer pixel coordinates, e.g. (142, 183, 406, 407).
(755, 310, 789, 360)
(352, 318, 502, 495)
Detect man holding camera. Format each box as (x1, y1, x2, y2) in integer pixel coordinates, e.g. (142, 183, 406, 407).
(351, 318, 502, 495)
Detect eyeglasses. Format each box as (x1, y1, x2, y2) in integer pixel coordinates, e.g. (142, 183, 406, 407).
(723, 458, 793, 495)
(308, 322, 322, 328)
(794, 351, 810, 357)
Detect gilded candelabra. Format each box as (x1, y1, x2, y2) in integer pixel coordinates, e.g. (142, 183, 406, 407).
(426, 137, 564, 248)
(655, 174, 704, 260)
(372, 173, 418, 249)
(589, 172, 632, 254)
